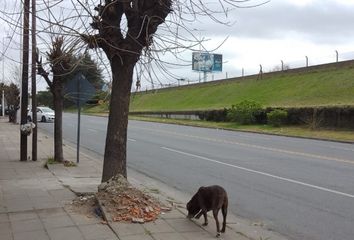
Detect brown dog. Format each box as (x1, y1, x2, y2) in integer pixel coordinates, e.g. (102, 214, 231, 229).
(187, 185, 228, 237)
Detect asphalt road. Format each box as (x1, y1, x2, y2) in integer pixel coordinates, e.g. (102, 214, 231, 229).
(39, 113, 354, 240)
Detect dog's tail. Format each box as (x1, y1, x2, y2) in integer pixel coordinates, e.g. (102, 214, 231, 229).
(222, 192, 228, 212)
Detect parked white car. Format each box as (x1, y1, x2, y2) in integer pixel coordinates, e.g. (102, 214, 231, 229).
(27, 107, 55, 122)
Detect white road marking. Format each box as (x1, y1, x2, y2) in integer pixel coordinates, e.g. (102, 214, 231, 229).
(87, 128, 98, 133)
(322, 144, 354, 152)
(161, 146, 354, 199)
(128, 138, 137, 142)
(132, 126, 354, 165)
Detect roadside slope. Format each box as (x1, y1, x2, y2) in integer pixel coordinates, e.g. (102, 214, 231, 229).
(130, 61, 354, 111)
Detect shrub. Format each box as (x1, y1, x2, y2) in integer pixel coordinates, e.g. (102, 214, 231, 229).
(227, 100, 263, 124)
(267, 109, 288, 127)
(197, 109, 228, 122)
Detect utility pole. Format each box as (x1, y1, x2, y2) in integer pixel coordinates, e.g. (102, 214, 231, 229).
(31, 0, 37, 161)
(1, 90, 4, 116)
(20, 0, 30, 161)
(2, 36, 10, 117)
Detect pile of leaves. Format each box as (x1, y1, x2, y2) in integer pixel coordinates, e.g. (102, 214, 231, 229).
(96, 175, 170, 223)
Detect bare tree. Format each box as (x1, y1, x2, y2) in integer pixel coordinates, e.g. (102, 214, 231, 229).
(36, 36, 75, 162)
(79, 0, 263, 182)
(81, 1, 172, 181)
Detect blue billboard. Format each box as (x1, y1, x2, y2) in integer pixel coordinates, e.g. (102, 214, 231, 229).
(192, 52, 223, 72)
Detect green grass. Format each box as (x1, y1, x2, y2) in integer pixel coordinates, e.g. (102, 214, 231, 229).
(46, 156, 58, 164)
(129, 116, 354, 143)
(83, 63, 354, 142)
(130, 64, 354, 111)
(83, 103, 109, 114)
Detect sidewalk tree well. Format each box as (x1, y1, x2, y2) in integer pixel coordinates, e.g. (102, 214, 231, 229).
(80, 0, 262, 182)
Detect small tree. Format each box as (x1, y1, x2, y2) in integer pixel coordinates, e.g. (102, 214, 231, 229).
(4, 83, 20, 109)
(0, 83, 20, 122)
(36, 36, 75, 162)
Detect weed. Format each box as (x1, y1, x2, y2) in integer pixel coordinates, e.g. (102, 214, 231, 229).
(46, 156, 60, 165)
(149, 188, 160, 194)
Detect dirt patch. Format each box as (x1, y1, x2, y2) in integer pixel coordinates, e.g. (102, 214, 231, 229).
(97, 175, 171, 223)
(66, 175, 171, 224)
(67, 194, 104, 221)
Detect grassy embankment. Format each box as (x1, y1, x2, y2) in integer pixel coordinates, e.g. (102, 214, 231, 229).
(130, 64, 354, 111)
(86, 62, 354, 142)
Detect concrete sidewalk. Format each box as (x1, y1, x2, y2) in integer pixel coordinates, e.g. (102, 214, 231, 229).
(0, 117, 287, 240)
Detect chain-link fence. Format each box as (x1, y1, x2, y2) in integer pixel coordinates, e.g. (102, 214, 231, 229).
(143, 50, 354, 91)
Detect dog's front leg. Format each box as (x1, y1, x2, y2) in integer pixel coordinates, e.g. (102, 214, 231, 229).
(202, 211, 208, 226)
(195, 210, 208, 226)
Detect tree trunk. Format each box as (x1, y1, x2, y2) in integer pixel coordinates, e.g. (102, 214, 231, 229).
(53, 83, 64, 162)
(102, 56, 135, 182)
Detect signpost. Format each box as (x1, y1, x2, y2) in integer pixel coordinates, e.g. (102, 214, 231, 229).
(64, 73, 96, 163)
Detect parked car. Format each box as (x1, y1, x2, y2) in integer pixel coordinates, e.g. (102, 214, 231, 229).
(27, 107, 55, 122)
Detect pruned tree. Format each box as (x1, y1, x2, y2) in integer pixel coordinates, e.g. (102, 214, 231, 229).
(81, 1, 172, 181)
(36, 36, 75, 162)
(79, 0, 263, 182)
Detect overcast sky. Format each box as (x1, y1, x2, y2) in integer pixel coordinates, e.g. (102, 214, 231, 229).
(172, 0, 354, 87)
(1, 0, 354, 91)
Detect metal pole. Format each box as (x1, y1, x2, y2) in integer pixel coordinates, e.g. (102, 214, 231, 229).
(1, 90, 4, 116)
(305, 56, 308, 67)
(76, 76, 81, 164)
(20, 0, 30, 161)
(335, 50, 338, 62)
(281, 60, 284, 71)
(2, 37, 5, 117)
(258, 64, 263, 80)
(31, 0, 37, 161)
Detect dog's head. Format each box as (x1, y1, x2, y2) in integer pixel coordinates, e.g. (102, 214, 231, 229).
(186, 196, 201, 219)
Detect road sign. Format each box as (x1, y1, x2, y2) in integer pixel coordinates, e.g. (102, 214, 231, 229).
(64, 73, 96, 106)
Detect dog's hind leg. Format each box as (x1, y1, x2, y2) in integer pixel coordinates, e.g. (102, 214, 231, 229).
(221, 204, 227, 233)
(213, 209, 221, 237)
